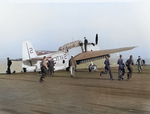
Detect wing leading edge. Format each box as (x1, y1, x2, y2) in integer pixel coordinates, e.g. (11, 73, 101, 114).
(74, 46, 136, 64)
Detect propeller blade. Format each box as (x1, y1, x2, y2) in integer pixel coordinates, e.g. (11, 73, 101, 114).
(95, 34, 98, 45)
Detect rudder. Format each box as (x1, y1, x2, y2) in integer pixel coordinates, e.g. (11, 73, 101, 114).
(22, 40, 37, 61)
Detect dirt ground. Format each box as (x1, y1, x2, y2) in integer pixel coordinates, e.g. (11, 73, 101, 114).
(0, 65, 149, 114)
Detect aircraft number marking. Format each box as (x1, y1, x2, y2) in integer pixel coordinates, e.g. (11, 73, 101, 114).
(29, 48, 33, 54)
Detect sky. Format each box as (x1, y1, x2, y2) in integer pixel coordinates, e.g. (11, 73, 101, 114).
(0, 0, 150, 62)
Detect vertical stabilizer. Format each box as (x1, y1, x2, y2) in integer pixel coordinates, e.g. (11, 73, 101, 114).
(22, 41, 37, 61)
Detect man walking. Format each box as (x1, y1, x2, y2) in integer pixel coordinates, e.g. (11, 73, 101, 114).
(117, 55, 125, 80)
(69, 56, 77, 77)
(48, 57, 55, 75)
(125, 55, 134, 81)
(39, 56, 49, 82)
(136, 56, 142, 73)
(100, 55, 113, 80)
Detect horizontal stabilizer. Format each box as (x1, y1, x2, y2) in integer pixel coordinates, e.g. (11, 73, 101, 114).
(22, 56, 43, 61)
(11, 58, 22, 61)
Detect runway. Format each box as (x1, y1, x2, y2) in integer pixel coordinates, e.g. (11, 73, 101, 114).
(0, 66, 150, 114)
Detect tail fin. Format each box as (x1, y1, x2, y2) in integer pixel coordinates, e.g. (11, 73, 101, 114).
(22, 40, 37, 61)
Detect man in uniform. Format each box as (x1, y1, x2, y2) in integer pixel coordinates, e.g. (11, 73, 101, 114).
(48, 58, 55, 75)
(7, 57, 12, 74)
(69, 56, 77, 77)
(84, 37, 88, 52)
(125, 55, 134, 81)
(117, 55, 125, 80)
(100, 55, 113, 80)
(39, 56, 49, 82)
(136, 56, 143, 73)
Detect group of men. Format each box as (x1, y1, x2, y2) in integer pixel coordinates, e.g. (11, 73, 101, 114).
(39, 55, 76, 82)
(39, 53, 144, 82)
(100, 55, 143, 81)
(7, 52, 144, 82)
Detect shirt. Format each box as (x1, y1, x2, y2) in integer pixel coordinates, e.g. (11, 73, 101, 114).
(118, 58, 124, 69)
(70, 58, 76, 67)
(126, 58, 134, 66)
(137, 58, 141, 65)
(90, 62, 93, 66)
(104, 58, 110, 67)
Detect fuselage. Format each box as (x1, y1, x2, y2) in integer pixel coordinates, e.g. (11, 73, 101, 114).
(22, 40, 99, 72)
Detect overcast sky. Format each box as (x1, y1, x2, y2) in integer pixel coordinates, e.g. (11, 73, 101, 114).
(0, 0, 150, 61)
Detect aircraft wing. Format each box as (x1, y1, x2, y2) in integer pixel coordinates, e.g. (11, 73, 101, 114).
(11, 57, 43, 61)
(36, 50, 56, 56)
(11, 58, 22, 61)
(74, 46, 136, 65)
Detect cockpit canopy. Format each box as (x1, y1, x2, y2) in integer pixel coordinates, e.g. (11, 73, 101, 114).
(58, 40, 83, 52)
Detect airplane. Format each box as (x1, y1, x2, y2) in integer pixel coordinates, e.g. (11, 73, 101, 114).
(21, 34, 136, 72)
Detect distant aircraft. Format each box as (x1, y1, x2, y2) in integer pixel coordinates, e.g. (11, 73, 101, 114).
(21, 34, 136, 72)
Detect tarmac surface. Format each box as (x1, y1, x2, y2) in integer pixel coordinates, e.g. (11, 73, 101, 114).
(0, 66, 150, 114)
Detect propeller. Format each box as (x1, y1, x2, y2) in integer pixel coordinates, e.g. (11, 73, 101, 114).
(95, 34, 98, 45)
